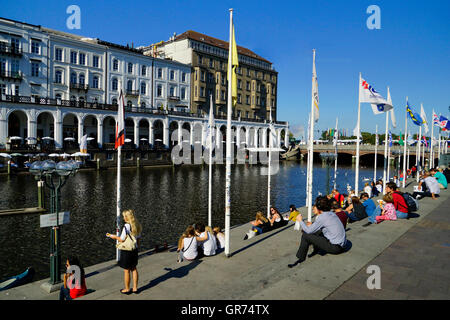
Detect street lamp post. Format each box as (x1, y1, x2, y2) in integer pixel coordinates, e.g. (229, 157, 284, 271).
(29, 159, 78, 287)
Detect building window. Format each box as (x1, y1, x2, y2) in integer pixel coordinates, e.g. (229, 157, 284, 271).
(157, 84, 163, 97)
(140, 82, 146, 95)
(209, 59, 214, 68)
(92, 76, 99, 89)
(170, 70, 175, 81)
(112, 78, 118, 91)
(237, 93, 241, 104)
(113, 59, 118, 71)
(200, 87, 205, 97)
(181, 72, 186, 82)
(198, 55, 203, 64)
(201, 71, 205, 82)
(127, 100, 132, 107)
(238, 79, 242, 89)
(141, 101, 146, 107)
(79, 53, 86, 65)
(55, 70, 62, 84)
(141, 65, 146, 76)
(70, 51, 77, 64)
(112, 98, 118, 105)
(11, 59, 19, 74)
(55, 93, 62, 100)
(169, 86, 175, 97)
(0, 84, 5, 95)
(31, 40, 40, 54)
(221, 90, 225, 101)
(181, 87, 186, 100)
(10, 38, 19, 51)
(31, 62, 39, 77)
(246, 95, 250, 105)
(79, 74, 85, 85)
(70, 72, 77, 84)
(93, 55, 99, 68)
(55, 48, 63, 61)
(128, 62, 133, 74)
(127, 80, 133, 91)
(157, 68, 162, 79)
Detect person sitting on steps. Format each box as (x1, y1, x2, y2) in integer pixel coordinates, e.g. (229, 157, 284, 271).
(288, 196, 347, 268)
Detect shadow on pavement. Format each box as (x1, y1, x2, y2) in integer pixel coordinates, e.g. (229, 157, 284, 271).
(138, 260, 203, 292)
(230, 224, 293, 257)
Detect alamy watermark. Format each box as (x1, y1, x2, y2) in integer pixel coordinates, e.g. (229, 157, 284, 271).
(66, 5, 81, 30)
(366, 5, 381, 30)
(366, 265, 381, 289)
(170, 128, 280, 175)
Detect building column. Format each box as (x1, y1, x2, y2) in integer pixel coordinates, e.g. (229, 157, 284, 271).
(284, 126, 289, 146)
(78, 116, 83, 143)
(178, 121, 183, 144)
(163, 120, 169, 149)
(149, 121, 154, 146)
(97, 119, 103, 148)
(261, 128, 267, 148)
(245, 128, 250, 147)
(28, 120, 37, 141)
(277, 129, 282, 148)
(0, 110, 7, 145)
(134, 119, 139, 148)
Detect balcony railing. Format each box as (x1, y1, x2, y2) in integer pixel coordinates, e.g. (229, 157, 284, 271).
(0, 44, 22, 56)
(70, 83, 89, 91)
(168, 95, 180, 101)
(0, 94, 288, 126)
(126, 90, 139, 96)
(0, 70, 23, 81)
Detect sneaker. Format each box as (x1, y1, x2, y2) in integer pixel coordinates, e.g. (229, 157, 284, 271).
(415, 195, 422, 200)
(243, 234, 248, 240)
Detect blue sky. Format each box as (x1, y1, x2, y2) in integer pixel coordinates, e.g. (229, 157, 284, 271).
(2, 0, 449, 139)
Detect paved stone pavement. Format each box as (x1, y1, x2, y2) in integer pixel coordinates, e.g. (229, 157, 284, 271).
(1, 179, 448, 301)
(327, 196, 450, 300)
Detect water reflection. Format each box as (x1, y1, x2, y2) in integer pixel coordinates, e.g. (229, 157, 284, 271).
(0, 162, 383, 281)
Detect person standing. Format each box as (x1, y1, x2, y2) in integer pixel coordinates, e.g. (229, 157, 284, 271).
(288, 197, 347, 268)
(107, 209, 142, 294)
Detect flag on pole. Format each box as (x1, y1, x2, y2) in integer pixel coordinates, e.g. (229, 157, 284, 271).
(115, 90, 125, 149)
(80, 134, 88, 153)
(433, 110, 440, 127)
(399, 132, 404, 146)
(420, 104, 429, 134)
(438, 115, 450, 131)
(360, 77, 392, 112)
(205, 97, 215, 148)
(423, 136, 428, 148)
(227, 23, 239, 107)
(388, 130, 393, 147)
(387, 88, 396, 128)
(406, 102, 423, 126)
(312, 55, 319, 122)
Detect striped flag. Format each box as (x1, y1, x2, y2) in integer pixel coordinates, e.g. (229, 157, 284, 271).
(115, 90, 125, 149)
(312, 54, 319, 122)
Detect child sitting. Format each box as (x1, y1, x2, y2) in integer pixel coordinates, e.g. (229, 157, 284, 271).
(375, 194, 397, 223)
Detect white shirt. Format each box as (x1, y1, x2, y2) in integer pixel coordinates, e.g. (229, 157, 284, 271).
(120, 223, 141, 241)
(424, 176, 440, 194)
(364, 186, 372, 197)
(199, 231, 216, 256)
(376, 184, 382, 193)
(216, 233, 225, 249)
(182, 236, 198, 260)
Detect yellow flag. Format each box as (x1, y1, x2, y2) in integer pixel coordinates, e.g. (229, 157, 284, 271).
(227, 23, 239, 106)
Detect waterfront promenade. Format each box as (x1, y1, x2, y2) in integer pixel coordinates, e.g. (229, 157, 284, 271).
(1, 179, 449, 300)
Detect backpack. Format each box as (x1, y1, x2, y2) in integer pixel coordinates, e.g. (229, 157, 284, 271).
(401, 192, 419, 213)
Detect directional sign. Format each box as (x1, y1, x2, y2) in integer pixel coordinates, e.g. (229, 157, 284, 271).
(40, 211, 70, 228)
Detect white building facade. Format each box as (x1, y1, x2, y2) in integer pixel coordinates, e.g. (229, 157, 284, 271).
(0, 17, 288, 150)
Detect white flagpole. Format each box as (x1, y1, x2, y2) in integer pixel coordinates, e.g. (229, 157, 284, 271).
(224, 8, 233, 257)
(374, 124, 378, 182)
(355, 72, 362, 195)
(382, 104, 389, 194)
(402, 97, 408, 188)
(407, 131, 410, 175)
(438, 132, 441, 156)
(429, 110, 434, 168)
(116, 90, 124, 262)
(307, 50, 317, 222)
(334, 118, 338, 190)
(267, 109, 273, 219)
(387, 132, 391, 184)
(422, 133, 426, 170)
(208, 94, 213, 227)
(417, 124, 422, 182)
(306, 112, 312, 208)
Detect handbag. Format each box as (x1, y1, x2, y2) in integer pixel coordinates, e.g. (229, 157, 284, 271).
(116, 227, 137, 251)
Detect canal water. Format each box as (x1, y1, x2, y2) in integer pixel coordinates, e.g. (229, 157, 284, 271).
(0, 161, 386, 281)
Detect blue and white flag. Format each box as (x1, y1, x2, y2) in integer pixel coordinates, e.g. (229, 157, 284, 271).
(388, 130, 393, 147)
(359, 77, 392, 114)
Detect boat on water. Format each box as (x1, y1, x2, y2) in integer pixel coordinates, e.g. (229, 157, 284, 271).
(0, 267, 35, 291)
(280, 144, 301, 160)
